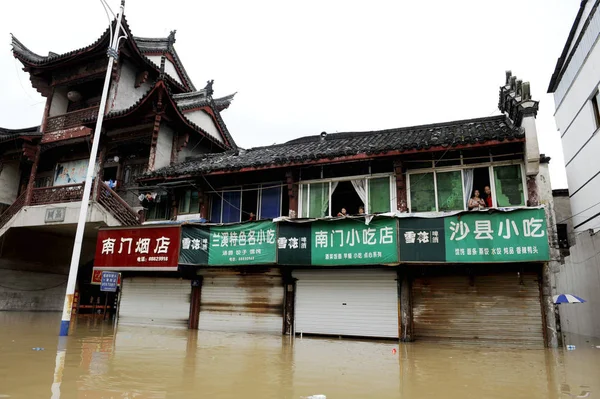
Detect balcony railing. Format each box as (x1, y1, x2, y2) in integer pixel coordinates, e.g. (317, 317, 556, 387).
(0, 191, 27, 231)
(96, 181, 140, 226)
(45, 106, 99, 133)
(30, 183, 85, 205)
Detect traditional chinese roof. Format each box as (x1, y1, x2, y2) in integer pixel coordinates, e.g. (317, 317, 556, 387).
(11, 17, 193, 92)
(144, 115, 522, 179)
(0, 125, 41, 143)
(83, 79, 237, 150)
(173, 90, 236, 112)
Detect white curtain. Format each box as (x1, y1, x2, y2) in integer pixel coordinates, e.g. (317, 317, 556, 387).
(321, 181, 338, 216)
(463, 169, 474, 208)
(351, 179, 367, 211)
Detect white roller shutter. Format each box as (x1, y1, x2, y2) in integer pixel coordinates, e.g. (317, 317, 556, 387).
(293, 269, 398, 338)
(199, 271, 283, 334)
(118, 277, 191, 328)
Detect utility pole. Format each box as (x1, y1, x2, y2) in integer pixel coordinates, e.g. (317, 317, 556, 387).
(59, 0, 126, 336)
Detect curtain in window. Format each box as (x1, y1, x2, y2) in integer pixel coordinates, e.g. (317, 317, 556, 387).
(494, 165, 524, 206)
(308, 182, 328, 218)
(368, 177, 391, 213)
(260, 186, 281, 219)
(210, 194, 222, 222)
(301, 184, 309, 218)
(222, 191, 241, 223)
(351, 179, 367, 209)
(463, 168, 474, 208)
(409, 173, 435, 212)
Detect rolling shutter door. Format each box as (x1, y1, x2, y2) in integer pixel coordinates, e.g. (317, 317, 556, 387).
(199, 270, 284, 334)
(293, 269, 398, 338)
(118, 277, 191, 328)
(412, 272, 544, 347)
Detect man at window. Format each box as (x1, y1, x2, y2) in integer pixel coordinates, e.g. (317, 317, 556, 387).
(484, 186, 493, 208)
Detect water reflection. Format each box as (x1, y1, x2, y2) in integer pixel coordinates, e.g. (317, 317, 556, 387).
(0, 312, 599, 399)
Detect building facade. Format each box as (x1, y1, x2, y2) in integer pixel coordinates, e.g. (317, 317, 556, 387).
(548, 0, 600, 339)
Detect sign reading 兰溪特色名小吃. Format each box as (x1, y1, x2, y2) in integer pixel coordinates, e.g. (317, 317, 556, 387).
(278, 218, 399, 265)
(179, 221, 277, 266)
(398, 208, 549, 262)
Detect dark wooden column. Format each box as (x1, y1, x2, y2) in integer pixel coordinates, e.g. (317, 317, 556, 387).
(398, 269, 414, 342)
(24, 146, 40, 206)
(198, 186, 209, 220)
(394, 160, 408, 212)
(188, 277, 203, 330)
(286, 170, 298, 218)
(283, 270, 296, 335)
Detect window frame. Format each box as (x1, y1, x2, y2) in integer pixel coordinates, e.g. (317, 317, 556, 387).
(210, 182, 284, 223)
(592, 90, 600, 131)
(257, 182, 283, 220)
(177, 188, 200, 215)
(406, 160, 528, 213)
(298, 173, 396, 217)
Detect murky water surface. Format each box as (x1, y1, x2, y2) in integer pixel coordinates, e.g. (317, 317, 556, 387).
(1, 313, 600, 399)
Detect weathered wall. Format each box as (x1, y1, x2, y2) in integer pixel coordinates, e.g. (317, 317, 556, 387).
(49, 87, 69, 117)
(553, 192, 575, 246)
(183, 110, 223, 143)
(554, 230, 600, 338)
(0, 269, 66, 311)
(0, 161, 21, 205)
(146, 56, 184, 85)
(178, 134, 209, 162)
(154, 124, 174, 170)
(110, 59, 153, 112)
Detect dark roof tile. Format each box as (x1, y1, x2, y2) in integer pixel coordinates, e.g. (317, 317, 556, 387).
(0, 125, 41, 143)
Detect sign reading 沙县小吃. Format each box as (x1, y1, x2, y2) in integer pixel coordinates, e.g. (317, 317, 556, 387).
(179, 221, 277, 266)
(398, 208, 549, 262)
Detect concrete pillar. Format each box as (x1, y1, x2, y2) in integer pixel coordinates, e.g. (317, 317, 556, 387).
(398, 269, 413, 342)
(286, 170, 298, 218)
(541, 263, 559, 348)
(283, 271, 296, 335)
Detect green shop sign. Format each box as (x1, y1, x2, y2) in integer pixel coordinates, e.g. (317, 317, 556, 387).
(179, 221, 277, 266)
(278, 218, 399, 265)
(398, 208, 549, 262)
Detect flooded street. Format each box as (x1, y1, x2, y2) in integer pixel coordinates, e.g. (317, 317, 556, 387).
(1, 312, 599, 399)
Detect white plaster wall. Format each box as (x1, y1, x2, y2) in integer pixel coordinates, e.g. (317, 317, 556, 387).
(0, 162, 20, 205)
(569, 176, 600, 231)
(146, 56, 184, 85)
(560, 103, 597, 162)
(555, 230, 600, 338)
(0, 202, 121, 238)
(111, 59, 153, 112)
(566, 1, 596, 57)
(565, 132, 600, 192)
(522, 115, 540, 176)
(184, 110, 223, 143)
(154, 124, 174, 170)
(0, 269, 66, 311)
(554, 41, 600, 133)
(49, 87, 69, 117)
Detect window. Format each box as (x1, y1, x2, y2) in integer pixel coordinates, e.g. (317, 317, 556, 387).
(146, 197, 169, 220)
(299, 175, 394, 217)
(493, 165, 524, 207)
(408, 164, 526, 213)
(178, 189, 200, 214)
(592, 91, 600, 130)
(209, 189, 241, 223)
(259, 185, 282, 219)
(557, 223, 569, 249)
(210, 185, 283, 223)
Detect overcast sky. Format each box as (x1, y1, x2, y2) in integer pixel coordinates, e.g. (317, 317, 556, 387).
(0, 0, 579, 188)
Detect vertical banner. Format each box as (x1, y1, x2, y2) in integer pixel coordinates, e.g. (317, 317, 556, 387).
(277, 223, 312, 265)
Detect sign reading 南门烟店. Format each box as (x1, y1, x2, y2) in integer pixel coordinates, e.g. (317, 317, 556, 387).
(179, 221, 277, 266)
(398, 208, 549, 262)
(93, 225, 181, 271)
(278, 218, 399, 265)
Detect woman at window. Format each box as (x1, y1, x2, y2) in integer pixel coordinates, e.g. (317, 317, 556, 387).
(468, 190, 485, 210)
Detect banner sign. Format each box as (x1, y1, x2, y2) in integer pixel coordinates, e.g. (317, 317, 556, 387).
(93, 226, 180, 271)
(398, 208, 549, 262)
(180, 221, 277, 266)
(278, 218, 399, 265)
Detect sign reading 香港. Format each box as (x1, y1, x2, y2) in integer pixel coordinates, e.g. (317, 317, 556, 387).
(398, 208, 550, 262)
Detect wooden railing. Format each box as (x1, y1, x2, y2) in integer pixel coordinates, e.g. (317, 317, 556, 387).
(45, 106, 99, 133)
(96, 181, 140, 226)
(0, 191, 27, 231)
(30, 183, 84, 205)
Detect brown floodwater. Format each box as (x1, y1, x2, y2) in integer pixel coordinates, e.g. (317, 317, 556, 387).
(1, 312, 599, 399)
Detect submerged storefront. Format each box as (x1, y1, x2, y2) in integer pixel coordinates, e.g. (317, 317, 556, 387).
(92, 208, 552, 345)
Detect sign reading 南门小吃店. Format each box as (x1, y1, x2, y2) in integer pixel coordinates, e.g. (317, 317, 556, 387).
(93, 225, 181, 271)
(278, 218, 399, 265)
(179, 221, 277, 266)
(398, 208, 550, 262)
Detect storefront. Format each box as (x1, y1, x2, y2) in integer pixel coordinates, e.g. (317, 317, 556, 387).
(398, 208, 550, 346)
(93, 225, 184, 328)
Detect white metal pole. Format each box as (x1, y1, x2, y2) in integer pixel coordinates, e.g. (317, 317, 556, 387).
(59, 1, 125, 336)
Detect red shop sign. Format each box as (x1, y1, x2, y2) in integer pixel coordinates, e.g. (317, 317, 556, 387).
(93, 225, 181, 271)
